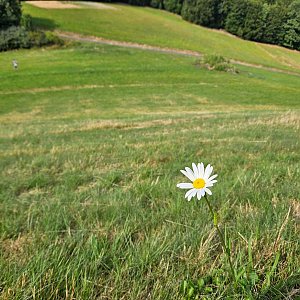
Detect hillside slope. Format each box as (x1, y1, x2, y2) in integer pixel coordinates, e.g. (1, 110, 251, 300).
(23, 2, 300, 73)
(1, 42, 300, 299)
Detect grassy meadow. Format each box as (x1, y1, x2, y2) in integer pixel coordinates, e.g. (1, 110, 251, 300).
(1, 3, 300, 298)
(23, 2, 300, 74)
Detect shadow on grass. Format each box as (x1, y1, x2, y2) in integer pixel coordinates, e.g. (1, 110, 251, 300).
(259, 274, 300, 299)
(32, 17, 57, 31)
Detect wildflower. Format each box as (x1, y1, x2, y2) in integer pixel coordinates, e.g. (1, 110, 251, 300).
(177, 162, 217, 201)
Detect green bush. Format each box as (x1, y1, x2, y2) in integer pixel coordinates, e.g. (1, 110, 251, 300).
(44, 31, 64, 46)
(0, 26, 30, 51)
(29, 31, 50, 47)
(21, 14, 33, 31)
(0, 27, 63, 51)
(28, 31, 64, 48)
(195, 55, 238, 73)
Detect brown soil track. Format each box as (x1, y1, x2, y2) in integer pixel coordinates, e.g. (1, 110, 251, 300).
(57, 31, 202, 57)
(56, 31, 300, 77)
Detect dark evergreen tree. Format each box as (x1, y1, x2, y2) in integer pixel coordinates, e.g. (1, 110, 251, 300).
(150, 0, 164, 9)
(164, 0, 184, 14)
(0, 0, 22, 29)
(283, 0, 300, 49)
(181, 0, 222, 28)
(224, 0, 249, 36)
(242, 1, 267, 41)
(218, 0, 235, 28)
(128, 0, 151, 6)
(263, 3, 289, 45)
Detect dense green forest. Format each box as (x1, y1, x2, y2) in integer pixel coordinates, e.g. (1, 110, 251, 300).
(1, 0, 299, 50)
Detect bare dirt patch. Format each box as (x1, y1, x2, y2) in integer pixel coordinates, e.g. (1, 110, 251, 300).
(26, 1, 80, 9)
(1, 234, 34, 261)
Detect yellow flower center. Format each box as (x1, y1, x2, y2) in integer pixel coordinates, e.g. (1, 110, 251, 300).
(193, 178, 205, 189)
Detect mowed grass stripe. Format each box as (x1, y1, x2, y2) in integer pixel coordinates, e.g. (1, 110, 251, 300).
(0, 44, 299, 118)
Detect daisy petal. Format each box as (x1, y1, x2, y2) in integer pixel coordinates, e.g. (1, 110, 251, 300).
(185, 189, 194, 200)
(201, 189, 206, 197)
(180, 169, 194, 182)
(204, 164, 213, 180)
(207, 174, 218, 181)
(206, 180, 217, 186)
(192, 163, 199, 178)
(177, 183, 193, 189)
(198, 162, 204, 178)
(185, 167, 196, 181)
(204, 187, 212, 195)
(197, 190, 202, 200)
(206, 180, 218, 187)
(188, 189, 197, 201)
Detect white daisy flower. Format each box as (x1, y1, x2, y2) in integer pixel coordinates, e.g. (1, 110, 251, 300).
(177, 162, 218, 201)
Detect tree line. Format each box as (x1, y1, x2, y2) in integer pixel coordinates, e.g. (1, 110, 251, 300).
(181, 0, 300, 50)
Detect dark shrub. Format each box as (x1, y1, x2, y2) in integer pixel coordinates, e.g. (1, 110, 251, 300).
(28, 31, 64, 48)
(21, 14, 33, 31)
(195, 55, 238, 73)
(0, 27, 63, 51)
(0, 26, 29, 51)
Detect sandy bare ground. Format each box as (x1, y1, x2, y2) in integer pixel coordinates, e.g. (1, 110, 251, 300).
(26, 1, 116, 9)
(56, 31, 300, 77)
(77, 2, 116, 9)
(26, 1, 80, 9)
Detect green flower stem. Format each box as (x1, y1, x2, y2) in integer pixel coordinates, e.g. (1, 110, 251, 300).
(203, 196, 236, 284)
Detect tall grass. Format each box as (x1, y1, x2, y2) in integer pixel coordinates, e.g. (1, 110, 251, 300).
(0, 43, 300, 299)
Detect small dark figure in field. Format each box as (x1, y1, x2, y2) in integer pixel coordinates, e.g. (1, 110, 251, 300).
(12, 59, 18, 70)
